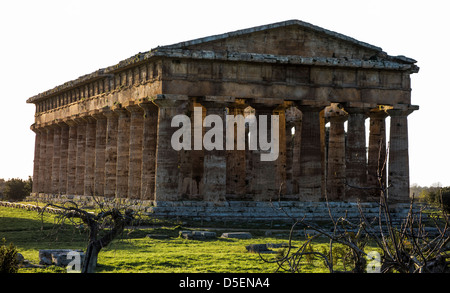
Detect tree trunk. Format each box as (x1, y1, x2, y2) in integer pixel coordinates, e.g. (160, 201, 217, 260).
(82, 241, 101, 273)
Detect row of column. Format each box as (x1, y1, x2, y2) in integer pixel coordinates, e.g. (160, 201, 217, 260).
(31, 101, 158, 200)
(31, 98, 413, 202)
(325, 104, 414, 202)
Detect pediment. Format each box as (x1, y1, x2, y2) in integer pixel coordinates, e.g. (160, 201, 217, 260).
(162, 20, 388, 61)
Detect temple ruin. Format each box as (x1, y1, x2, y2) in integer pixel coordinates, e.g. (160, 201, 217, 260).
(26, 20, 419, 220)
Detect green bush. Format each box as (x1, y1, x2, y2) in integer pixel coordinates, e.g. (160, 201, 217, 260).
(440, 188, 450, 213)
(3, 177, 32, 201)
(0, 239, 19, 273)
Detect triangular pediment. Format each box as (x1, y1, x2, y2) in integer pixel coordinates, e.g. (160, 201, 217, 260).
(162, 20, 388, 61)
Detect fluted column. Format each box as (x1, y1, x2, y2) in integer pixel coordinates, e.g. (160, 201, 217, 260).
(177, 100, 194, 198)
(190, 101, 205, 198)
(44, 126, 54, 193)
(296, 103, 326, 200)
(226, 100, 247, 200)
(92, 111, 107, 197)
(274, 104, 287, 199)
(387, 107, 416, 202)
(139, 101, 158, 200)
(114, 106, 130, 198)
(127, 104, 144, 199)
(74, 117, 86, 196)
(153, 98, 189, 201)
(367, 108, 388, 197)
(58, 122, 69, 194)
(51, 123, 61, 194)
(37, 126, 48, 193)
(284, 106, 302, 197)
(65, 119, 78, 195)
(326, 110, 348, 200)
(103, 107, 119, 197)
(201, 100, 228, 202)
(84, 115, 97, 196)
(345, 107, 368, 199)
(30, 124, 41, 194)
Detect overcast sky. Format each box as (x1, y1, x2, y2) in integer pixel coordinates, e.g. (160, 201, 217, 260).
(0, 0, 448, 187)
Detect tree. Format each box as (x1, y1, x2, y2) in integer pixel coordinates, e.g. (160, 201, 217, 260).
(261, 189, 450, 273)
(3, 177, 32, 201)
(261, 144, 450, 273)
(41, 198, 135, 273)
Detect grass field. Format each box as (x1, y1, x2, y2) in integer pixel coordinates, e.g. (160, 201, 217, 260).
(0, 205, 354, 273)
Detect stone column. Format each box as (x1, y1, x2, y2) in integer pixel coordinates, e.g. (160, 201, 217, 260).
(140, 101, 158, 200)
(127, 103, 144, 199)
(387, 106, 416, 202)
(65, 119, 78, 195)
(83, 115, 97, 196)
(153, 97, 188, 201)
(325, 105, 348, 200)
(44, 125, 54, 194)
(74, 117, 86, 196)
(367, 108, 388, 197)
(177, 100, 194, 198)
(114, 106, 130, 198)
(345, 106, 369, 199)
(284, 107, 302, 197)
(244, 107, 257, 197)
(190, 101, 205, 199)
(58, 122, 69, 195)
(51, 123, 61, 194)
(30, 124, 41, 194)
(92, 111, 107, 197)
(226, 100, 247, 200)
(247, 100, 286, 200)
(274, 104, 287, 199)
(37, 126, 48, 193)
(103, 107, 119, 198)
(296, 103, 327, 200)
(201, 100, 228, 202)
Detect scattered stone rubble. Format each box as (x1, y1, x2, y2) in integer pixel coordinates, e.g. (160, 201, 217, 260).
(39, 249, 85, 267)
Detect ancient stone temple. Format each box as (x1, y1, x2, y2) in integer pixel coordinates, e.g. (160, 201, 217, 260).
(27, 20, 419, 221)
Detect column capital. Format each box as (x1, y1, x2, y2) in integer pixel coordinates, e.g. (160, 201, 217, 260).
(230, 98, 248, 110)
(47, 120, 64, 130)
(56, 120, 70, 128)
(62, 117, 77, 127)
(152, 96, 188, 108)
(101, 106, 119, 118)
(139, 101, 158, 116)
(248, 98, 285, 112)
(82, 114, 97, 124)
(295, 100, 329, 112)
(369, 106, 390, 119)
(324, 103, 348, 119)
(126, 103, 144, 114)
(30, 123, 42, 133)
(387, 104, 419, 117)
(90, 109, 107, 121)
(72, 114, 87, 125)
(39, 122, 54, 131)
(343, 102, 376, 115)
(112, 104, 130, 117)
(199, 97, 233, 108)
(328, 114, 348, 123)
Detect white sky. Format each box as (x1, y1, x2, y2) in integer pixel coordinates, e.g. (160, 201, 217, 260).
(0, 0, 449, 187)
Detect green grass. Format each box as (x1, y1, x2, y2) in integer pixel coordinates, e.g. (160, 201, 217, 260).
(0, 206, 348, 273)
